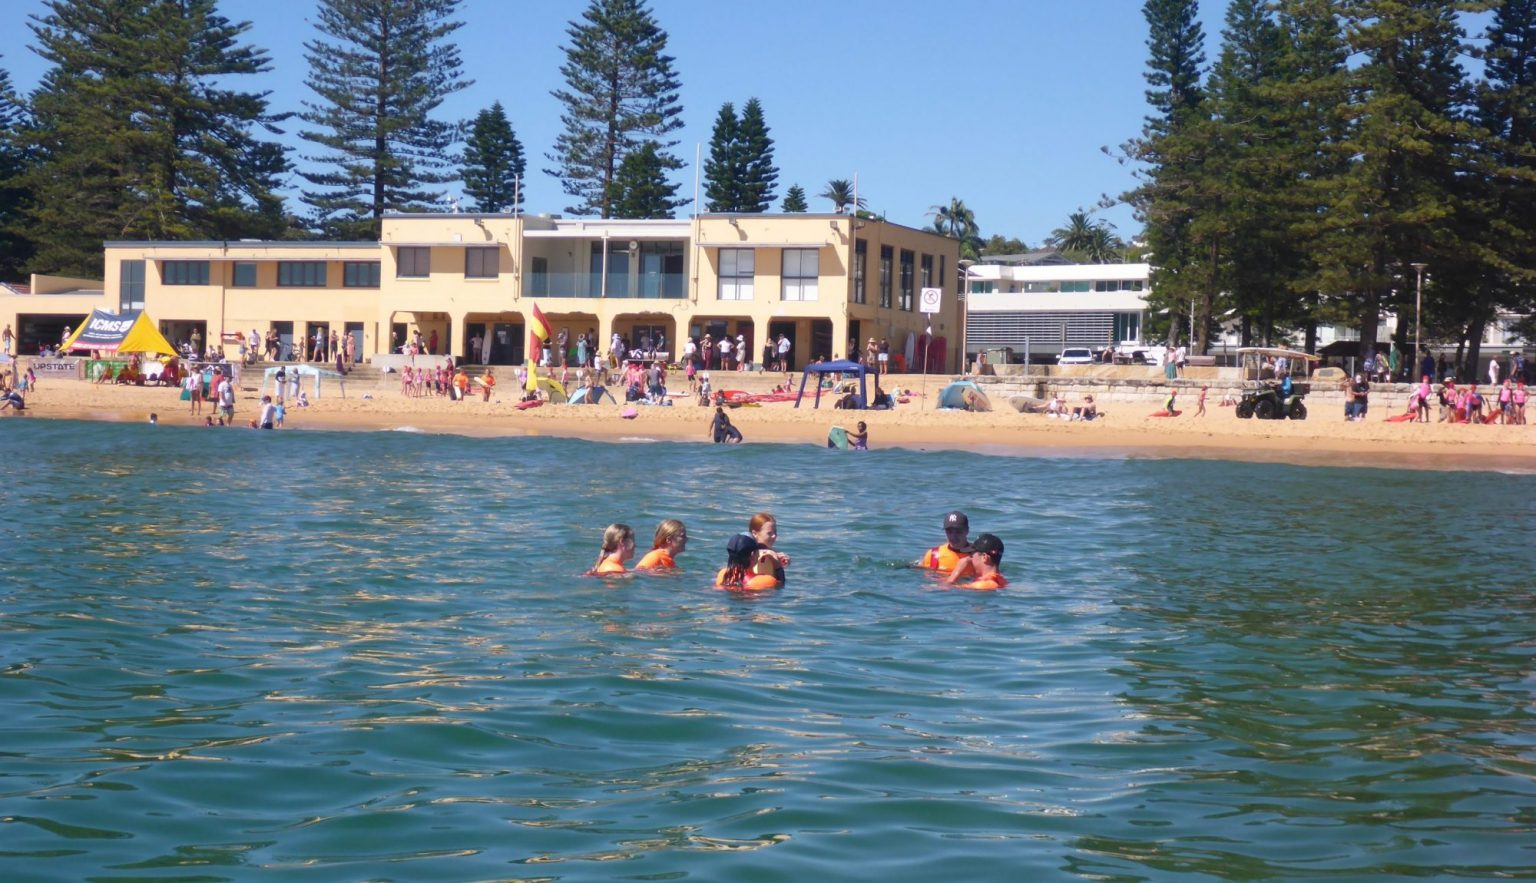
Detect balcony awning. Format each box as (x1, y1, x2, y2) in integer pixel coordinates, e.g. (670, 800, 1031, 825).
(695, 241, 829, 249)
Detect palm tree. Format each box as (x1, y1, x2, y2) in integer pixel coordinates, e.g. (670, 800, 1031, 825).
(817, 178, 865, 214)
(1084, 225, 1126, 264)
(1046, 211, 1099, 253)
(927, 197, 979, 241)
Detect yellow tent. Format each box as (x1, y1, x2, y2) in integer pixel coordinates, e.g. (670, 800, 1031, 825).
(62, 309, 177, 356)
(531, 375, 568, 403)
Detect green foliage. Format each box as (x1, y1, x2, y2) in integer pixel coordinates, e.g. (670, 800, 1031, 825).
(0, 55, 33, 281)
(979, 234, 1030, 256)
(702, 102, 739, 212)
(461, 102, 525, 213)
(817, 178, 865, 214)
(736, 98, 777, 212)
(299, 0, 469, 240)
(547, 0, 684, 218)
(19, 0, 288, 276)
(610, 141, 686, 219)
(928, 197, 981, 259)
(780, 183, 808, 213)
(1047, 211, 1124, 263)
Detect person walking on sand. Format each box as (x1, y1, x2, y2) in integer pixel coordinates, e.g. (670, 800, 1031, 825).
(1195, 384, 1208, 417)
(481, 368, 496, 401)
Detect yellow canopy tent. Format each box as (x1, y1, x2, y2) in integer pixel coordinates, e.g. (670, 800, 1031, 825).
(62, 309, 177, 356)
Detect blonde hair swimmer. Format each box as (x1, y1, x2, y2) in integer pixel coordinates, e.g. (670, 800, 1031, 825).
(715, 512, 791, 591)
(591, 523, 636, 575)
(636, 519, 688, 570)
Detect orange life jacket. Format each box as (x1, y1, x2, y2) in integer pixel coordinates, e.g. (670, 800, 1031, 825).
(593, 555, 626, 575)
(923, 544, 964, 572)
(960, 572, 1008, 591)
(635, 548, 675, 570)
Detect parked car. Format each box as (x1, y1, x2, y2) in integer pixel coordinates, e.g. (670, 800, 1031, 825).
(1057, 347, 1094, 365)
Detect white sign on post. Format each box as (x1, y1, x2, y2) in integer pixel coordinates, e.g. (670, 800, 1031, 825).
(919, 287, 942, 314)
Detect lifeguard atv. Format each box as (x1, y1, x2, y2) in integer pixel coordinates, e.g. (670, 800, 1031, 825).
(1234, 347, 1320, 420)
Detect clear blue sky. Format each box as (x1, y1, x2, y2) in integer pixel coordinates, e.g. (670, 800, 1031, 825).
(0, 0, 1235, 246)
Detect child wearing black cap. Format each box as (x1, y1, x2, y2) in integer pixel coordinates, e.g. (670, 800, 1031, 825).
(946, 533, 1007, 590)
(919, 511, 972, 572)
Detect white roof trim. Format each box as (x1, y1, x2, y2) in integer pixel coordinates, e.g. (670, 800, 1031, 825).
(696, 241, 829, 250)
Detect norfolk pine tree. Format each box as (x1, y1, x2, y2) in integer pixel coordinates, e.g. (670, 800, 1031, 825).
(21, 0, 287, 276)
(1124, 0, 1208, 348)
(300, 0, 470, 239)
(736, 98, 778, 213)
(610, 141, 685, 219)
(0, 55, 33, 281)
(703, 102, 741, 212)
(781, 184, 808, 212)
(462, 102, 526, 213)
(548, 0, 684, 218)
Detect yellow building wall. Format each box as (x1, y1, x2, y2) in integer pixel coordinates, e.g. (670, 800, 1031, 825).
(63, 213, 961, 371)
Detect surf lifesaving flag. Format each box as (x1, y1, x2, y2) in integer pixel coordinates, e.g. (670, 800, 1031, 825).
(526, 302, 550, 391)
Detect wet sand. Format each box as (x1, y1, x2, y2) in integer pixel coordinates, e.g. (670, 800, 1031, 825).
(9, 371, 1535, 472)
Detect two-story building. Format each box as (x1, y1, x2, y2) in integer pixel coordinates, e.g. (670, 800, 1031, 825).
(0, 213, 962, 373)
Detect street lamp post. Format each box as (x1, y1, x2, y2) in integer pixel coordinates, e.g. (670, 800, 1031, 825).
(1410, 262, 1427, 376)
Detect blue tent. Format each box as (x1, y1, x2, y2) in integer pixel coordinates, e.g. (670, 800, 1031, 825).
(794, 359, 869, 409)
(937, 379, 991, 411)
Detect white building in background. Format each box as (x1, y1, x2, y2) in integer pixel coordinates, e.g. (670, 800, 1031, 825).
(963, 258, 1150, 362)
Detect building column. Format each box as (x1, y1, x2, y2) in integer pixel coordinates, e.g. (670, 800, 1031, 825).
(449, 310, 468, 363)
(829, 313, 850, 364)
(596, 314, 616, 365)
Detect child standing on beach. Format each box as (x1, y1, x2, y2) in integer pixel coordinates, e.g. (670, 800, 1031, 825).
(636, 519, 687, 570)
(591, 524, 636, 575)
(946, 533, 1008, 590)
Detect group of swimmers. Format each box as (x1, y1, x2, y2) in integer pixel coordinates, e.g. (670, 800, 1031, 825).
(587, 509, 1006, 591)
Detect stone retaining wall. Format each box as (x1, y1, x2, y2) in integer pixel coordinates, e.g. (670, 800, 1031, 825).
(967, 373, 1424, 416)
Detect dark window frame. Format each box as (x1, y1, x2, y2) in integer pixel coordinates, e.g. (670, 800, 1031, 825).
(899, 249, 914, 311)
(396, 247, 430, 278)
(879, 246, 893, 309)
(343, 261, 381, 288)
(853, 239, 867, 305)
(277, 261, 328, 287)
(162, 260, 210, 286)
(232, 261, 257, 288)
(465, 247, 499, 279)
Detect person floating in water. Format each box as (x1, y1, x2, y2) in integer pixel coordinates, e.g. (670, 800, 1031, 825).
(946, 533, 1007, 590)
(636, 519, 687, 570)
(716, 512, 789, 590)
(591, 523, 635, 575)
(919, 511, 971, 573)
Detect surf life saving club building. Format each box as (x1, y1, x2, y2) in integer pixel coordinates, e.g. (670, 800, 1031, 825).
(1, 213, 962, 373)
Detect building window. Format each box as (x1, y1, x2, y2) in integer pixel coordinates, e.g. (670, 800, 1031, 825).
(920, 253, 933, 291)
(278, 261, 327, 287)
(232, 261, 257, 287)
(853, 239, 867, 305)
(344, 261, 381, 287)
(879, 246, 892, 309)
(1061, 280, 1090, 293)
(939, 255, 947, 300)
(465, 247, 499, 279)
(718, 248, 754, 300)
(396, 247, 430, 278)
(781, 248, 819, 301)
(899, 249, 914, 311)
(120, 260, 145, 311)
(162, 260, 209, 285)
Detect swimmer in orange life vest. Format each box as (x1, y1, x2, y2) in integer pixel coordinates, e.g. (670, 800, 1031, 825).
(635, 519, 687, 570)
(591, 523, 635, 575)
(919, 510, 972, 572)
(716, 512, 790, 590)
(945, 532, 1007, 590)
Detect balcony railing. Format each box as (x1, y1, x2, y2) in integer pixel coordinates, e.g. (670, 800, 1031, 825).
(525, 271, 687, 299)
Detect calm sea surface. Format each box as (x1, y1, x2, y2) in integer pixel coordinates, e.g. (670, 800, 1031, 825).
(1, 420, 1533, 881)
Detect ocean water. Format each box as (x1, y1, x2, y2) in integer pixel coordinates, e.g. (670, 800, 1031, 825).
(1, 419, 1534, 882)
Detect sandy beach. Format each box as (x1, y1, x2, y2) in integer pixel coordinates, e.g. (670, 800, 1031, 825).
(7, 368, 1535, 472)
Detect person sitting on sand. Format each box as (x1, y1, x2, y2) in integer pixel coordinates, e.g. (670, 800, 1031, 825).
(920, 511, 971, 573)
(591, 523, 635, 575)
(1, 387, 25, 413)
(636, 519, 688, 570)
(1072, 396, 1098, 421)
(946, 533, 1008, 590)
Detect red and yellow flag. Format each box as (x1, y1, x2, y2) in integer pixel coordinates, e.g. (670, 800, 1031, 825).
(526, 303, 550, 391)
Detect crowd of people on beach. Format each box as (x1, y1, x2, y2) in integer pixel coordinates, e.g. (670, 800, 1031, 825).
(584, 510, 1006, 591)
